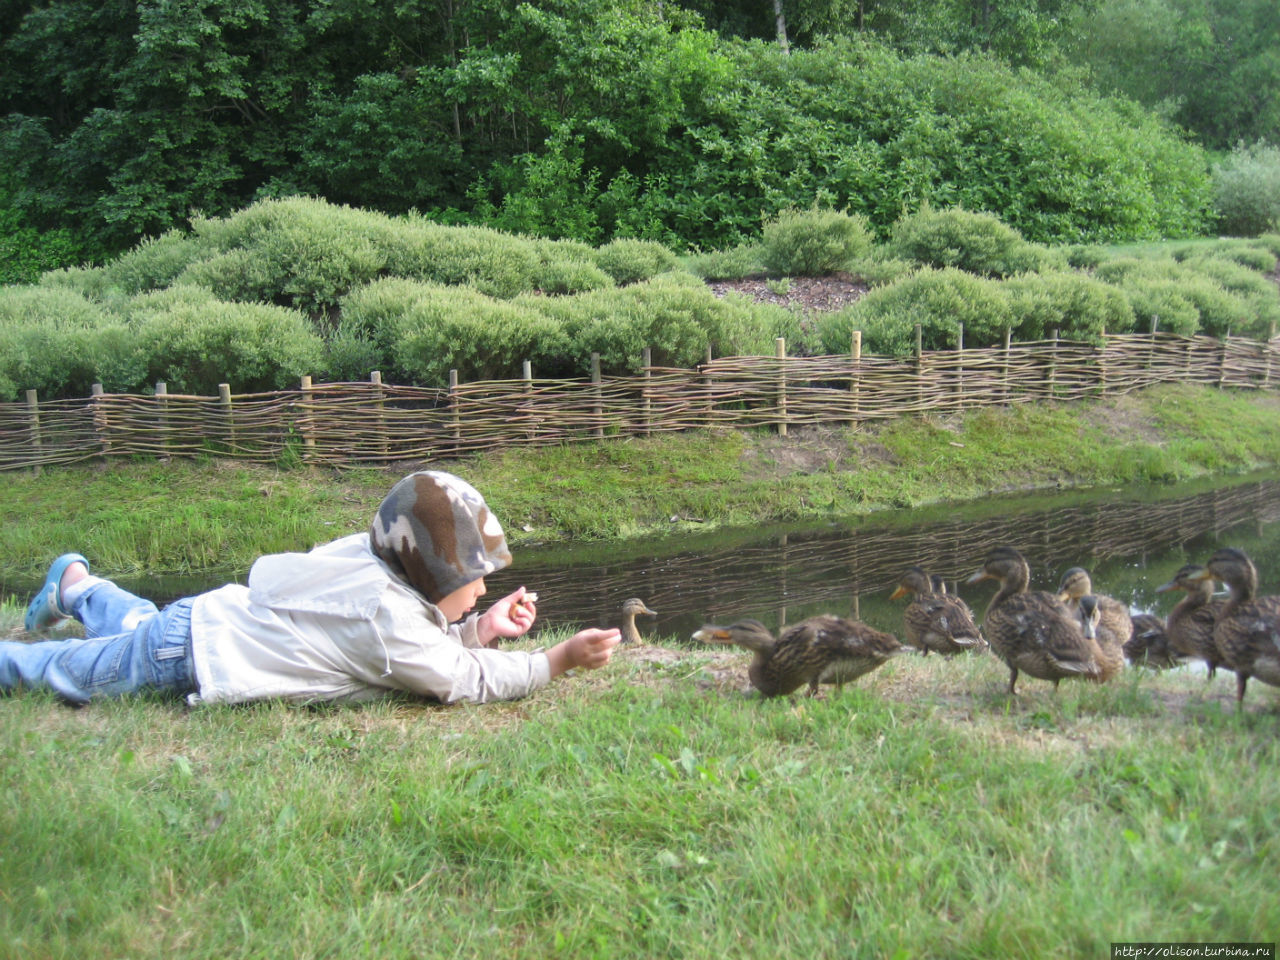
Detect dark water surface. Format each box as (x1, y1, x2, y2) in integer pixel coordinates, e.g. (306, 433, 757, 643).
(9, 471, 1280, 643)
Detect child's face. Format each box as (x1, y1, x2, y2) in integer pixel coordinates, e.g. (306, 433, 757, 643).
(436, 577, 487, 622)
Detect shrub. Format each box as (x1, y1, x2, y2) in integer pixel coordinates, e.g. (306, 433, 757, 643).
(386, 221, 540, 299)
(127, 286, 325, 394)
(0, 285, 114, 400)
(522, 273, 782, 374)
(591, 238, 681, 285)
(682, 244, 766, 281)
(1093, 255, 1275, 338)
(338, 278, 570, 384)
(760, 207, 874, 276)
(532, 259, 616, 295)
(888, 206, 1056, 278)
(817, 267, 1012, 356)
(1212, 141, 1280, 237)
(99, 230, 204, 295)
(1004, 271, 1135, 342)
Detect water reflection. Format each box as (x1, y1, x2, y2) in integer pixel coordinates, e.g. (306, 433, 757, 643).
(8, 472, 1280, 646)
(487, 472, 1280, 642)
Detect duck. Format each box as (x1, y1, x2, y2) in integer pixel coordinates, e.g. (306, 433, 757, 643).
(965, 546, 1104, 695)
(1056, 567, 1128, 682)
(620, 597, 658, 643)
(1154, 564, 1225, 677)
(692, 614, 906, 698)
(1190, 548, 1280, 705)
(1123, 612, 1183, 669)
(889, 566, 984, 656)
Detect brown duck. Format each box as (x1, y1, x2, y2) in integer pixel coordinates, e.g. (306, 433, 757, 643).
(1154, 564, 1225, 678)
(619, 597, 658, 643)
(1191, 548, 1280, 704)
(966, 546, 1104, 694)
(1056, 567, 1128, 682)
(889, 566, 984, 656)
(1123, 612, 1183, 669)
(692, 615, 906, 697)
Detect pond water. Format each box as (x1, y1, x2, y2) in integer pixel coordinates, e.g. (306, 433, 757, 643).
(9, 470, 1280, 646)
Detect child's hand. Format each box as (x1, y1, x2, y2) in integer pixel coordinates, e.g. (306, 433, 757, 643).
(547, 628, 621, 677)
(477, 587, 537, 647)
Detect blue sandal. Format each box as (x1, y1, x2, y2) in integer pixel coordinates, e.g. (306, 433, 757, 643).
(24, 553, 90, 632)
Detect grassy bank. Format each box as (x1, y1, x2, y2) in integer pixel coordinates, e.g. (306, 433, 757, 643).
(2, 636, 1276, 958)
(2, 382, 1280, 585)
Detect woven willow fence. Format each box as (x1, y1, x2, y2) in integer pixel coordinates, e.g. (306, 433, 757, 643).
(4, 330, 1278, 472)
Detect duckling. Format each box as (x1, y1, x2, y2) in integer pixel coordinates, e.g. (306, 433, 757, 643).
(1056, 567, 1127, 682)
(1191, 548, 1280, 704)
(1154, 564, 1225, 678)
(889, 566, 984, 656)
(966, 546, 1103, 695)
(620, 597, 657, 643)
(1123, 612, 1183, 669)
(692, 615, 906, 698)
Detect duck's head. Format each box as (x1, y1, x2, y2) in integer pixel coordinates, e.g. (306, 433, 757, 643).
(966, 546, 1030, 588)
(1156, 563, 1212, 595)
(1198, 547, 1258, 600)
(1056, 566, 1093, 603)
(889, 566, 932, 601)
(622, 597, 657, 619)
(1076, 594, 1100, 639)
(692, 619, 775, 653)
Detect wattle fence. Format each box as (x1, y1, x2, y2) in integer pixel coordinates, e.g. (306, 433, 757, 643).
(4, 330, 1278, 473)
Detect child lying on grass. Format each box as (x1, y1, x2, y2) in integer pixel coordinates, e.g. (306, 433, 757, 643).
(2, 470, 619, 706)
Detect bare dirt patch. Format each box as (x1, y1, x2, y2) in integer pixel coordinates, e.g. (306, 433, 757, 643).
(707, 273, 870, 315)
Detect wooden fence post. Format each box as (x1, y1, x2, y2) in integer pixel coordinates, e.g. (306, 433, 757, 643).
(849, 330, 862, 426)
(155, 381, 170, 462)
(1002, 327, 1012, 403)
(218, 383, 235, 453)
(1097, 329, 1108, 396)
(1046, 330, 1058, 399)
(299, 375, 315, 463)
(1218, 328, 1230, 389)
(449, 369, 462, 453)
(1146, 315, 1158, 375)
(370, 371, 388, 461)
(591, 352, 603, 439)
(775, 337, 788, 437)
(1265, 321, 1276, 389)
(522, 359, 537, 441)
(91, 382, 111, 461)
(914, 324, 924, 409)
(702, 344, 714, 426)
(955, 322, 965, 405)
(25, 389, 41, 476)
(641, 347, 652, 437)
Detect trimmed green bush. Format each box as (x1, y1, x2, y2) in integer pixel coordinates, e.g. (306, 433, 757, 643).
(682, 244, 767, 281)
(760, 207, 874, 276)
(126, 286, 325, 395)
(1004, 271, 1136, 342)
(817, 267, 1012, 356)
(520, 272, 789, 373)
(0, 285, 114, 400)
(889, 206, 1057, 278)
(99, 230, 205, 296)
(1212, 141, 1280, 237)
(590, 239, 681, 285)
(336, 278, 570, 384)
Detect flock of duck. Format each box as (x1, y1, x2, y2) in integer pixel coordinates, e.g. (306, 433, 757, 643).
(645, 545, 1280, 706)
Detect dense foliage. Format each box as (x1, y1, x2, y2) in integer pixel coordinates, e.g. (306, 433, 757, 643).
(0, 0, 1220, 267)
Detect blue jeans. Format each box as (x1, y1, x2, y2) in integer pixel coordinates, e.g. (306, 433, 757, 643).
(0, 579, 197, 704)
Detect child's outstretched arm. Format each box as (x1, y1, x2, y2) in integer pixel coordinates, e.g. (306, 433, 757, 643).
(545, 628, 622, 678)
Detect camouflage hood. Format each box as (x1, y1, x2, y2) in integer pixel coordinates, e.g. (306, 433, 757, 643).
(369, 471, 512, 603)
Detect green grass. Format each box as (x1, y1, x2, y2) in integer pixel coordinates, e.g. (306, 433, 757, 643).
(3, 383, 1280, 585)
(2, 624, 1276, 958)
